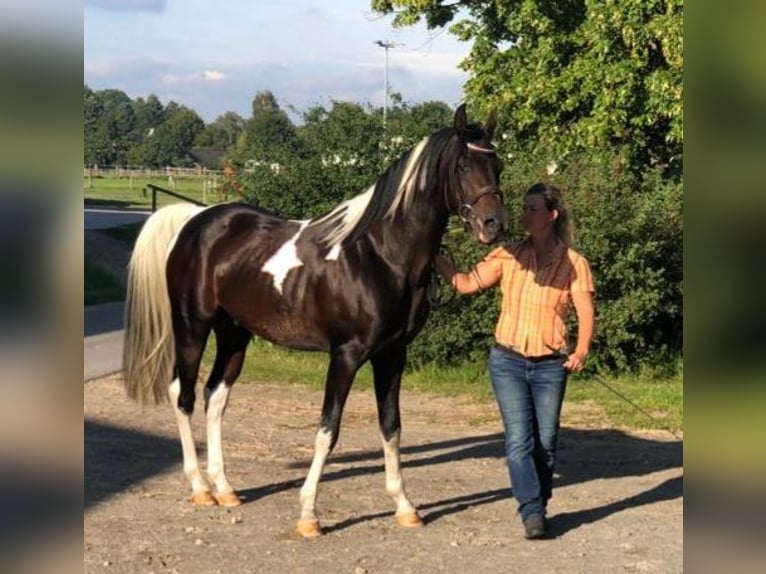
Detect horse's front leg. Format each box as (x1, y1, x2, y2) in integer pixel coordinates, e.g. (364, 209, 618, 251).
(297, 344, 363, 538)
(371, 343, 423, 528)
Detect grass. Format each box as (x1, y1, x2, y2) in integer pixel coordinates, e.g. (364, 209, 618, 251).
(84, 174, 227, 209)
(207, 338, 683, 433)
(85, 256, 125, 305)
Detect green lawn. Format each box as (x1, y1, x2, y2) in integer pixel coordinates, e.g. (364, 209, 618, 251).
(84, 174, 229, 209)
(84, 256, 125, 305)
(206, 338, 683, 433)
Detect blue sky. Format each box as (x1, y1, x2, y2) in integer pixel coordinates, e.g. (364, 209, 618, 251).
(84, 0, 472, 122)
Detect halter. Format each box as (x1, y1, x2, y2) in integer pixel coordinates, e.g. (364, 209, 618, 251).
(458, 185, 504, 224)
(451, 140, 504, 224)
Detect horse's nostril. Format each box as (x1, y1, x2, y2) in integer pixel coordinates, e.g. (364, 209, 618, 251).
(485, 218, 498, 232)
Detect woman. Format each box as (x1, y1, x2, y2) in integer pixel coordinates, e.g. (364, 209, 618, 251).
(433, 182, 595, 539)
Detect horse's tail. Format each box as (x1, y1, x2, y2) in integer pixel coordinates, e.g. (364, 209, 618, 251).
(123, 203, 204, 404)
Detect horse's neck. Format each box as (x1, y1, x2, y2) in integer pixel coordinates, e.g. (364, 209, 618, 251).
(371, 200, 449, 281)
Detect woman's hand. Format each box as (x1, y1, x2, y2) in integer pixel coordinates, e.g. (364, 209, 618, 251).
(563, 351, 587, 372)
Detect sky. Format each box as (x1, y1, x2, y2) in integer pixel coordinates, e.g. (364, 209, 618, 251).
(84, 0, 472, 123)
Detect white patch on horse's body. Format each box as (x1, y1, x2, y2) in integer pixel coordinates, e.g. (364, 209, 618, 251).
(313, 185, 375, 257)
(325, 243, 342, 261)
(262, 220, 310, 293)
(299, 427, 333, 521)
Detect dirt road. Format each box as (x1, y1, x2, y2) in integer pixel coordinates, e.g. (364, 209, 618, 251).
(84, 375, 682, 573)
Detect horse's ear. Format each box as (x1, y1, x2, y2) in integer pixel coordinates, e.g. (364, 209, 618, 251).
(454, 103, 467, 134)
(485, 108, 497, 140)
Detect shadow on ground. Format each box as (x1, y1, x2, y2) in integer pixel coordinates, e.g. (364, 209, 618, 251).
(84, 420, 682, 535)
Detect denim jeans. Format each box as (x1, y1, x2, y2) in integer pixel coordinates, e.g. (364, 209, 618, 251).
(488, 345, 568, 521)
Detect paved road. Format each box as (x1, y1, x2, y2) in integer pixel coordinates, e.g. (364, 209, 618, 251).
(84, 303, 126, 381)
(85, 207, 150, 380)
(85, 208, 150, 230)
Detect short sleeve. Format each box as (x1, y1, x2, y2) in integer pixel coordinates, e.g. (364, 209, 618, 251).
(570, 252, 595, 293)
(484, 245, 510, 262)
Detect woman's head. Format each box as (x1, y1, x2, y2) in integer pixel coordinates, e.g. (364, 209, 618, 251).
(522, 182, 573, 245)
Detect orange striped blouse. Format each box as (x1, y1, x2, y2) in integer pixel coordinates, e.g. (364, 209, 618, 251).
(487, 239, 594, 357)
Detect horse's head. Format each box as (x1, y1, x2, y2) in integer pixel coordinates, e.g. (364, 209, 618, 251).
(445, 104, 508, 244)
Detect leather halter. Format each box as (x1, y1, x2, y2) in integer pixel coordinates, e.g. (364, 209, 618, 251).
(449, 140, 504, 224)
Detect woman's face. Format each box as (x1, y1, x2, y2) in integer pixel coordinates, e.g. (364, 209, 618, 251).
(521, 193, 556, 235)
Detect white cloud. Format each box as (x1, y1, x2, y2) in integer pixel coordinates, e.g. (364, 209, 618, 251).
(203, 70, 226, 82)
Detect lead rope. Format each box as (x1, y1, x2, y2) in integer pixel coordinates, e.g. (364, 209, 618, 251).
(427, 244, 457, 308)
(592, 376, 683, 440)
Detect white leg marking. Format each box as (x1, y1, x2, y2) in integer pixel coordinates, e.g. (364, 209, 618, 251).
(262, 220, 309, 293)
(205, 383, 233, 494)
(299, 428, 333, 521)
(168, 379, 209, 495)
(381, 431, 417, 516)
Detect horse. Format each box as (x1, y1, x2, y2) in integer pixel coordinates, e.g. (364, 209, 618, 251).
(122, 104, 507, 538)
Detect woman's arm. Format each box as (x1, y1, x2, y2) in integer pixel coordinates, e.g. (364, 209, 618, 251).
(433, 254, 502, 294)
(563, 290, 595, 372)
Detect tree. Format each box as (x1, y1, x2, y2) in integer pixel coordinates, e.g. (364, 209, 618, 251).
(229, 91, 300, 169)
(195, 111, 245, 151)
(141, 104, 205, 167)
(372, 1, 683, 374)
(372, 0, 683, 175)
(83, 86, 137, 166)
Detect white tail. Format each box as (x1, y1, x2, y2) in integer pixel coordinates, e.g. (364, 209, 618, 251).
(122, 203, 205, 404)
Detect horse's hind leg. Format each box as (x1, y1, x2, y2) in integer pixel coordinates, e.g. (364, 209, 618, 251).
(297, 343, 364, 538)
(203, 316, 251, 507)
(169, 318, 215, 505)
(371, 343, 423, 528)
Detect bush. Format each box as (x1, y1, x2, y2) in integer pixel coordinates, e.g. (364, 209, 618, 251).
(409, 148, 683, 377)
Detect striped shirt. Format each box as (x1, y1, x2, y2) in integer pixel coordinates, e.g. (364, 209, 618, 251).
(487, 238, 594, 357)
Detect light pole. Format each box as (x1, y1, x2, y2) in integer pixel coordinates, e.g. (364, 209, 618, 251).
(374, 40, 400, 130)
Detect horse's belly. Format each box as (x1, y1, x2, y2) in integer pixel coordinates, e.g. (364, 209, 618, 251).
(248, 316, 329, 352)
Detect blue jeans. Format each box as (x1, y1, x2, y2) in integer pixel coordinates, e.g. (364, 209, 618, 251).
(488, 345, 568, 521)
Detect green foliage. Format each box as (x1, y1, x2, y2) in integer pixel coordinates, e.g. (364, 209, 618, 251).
(195, 111, 245, 151)
(236, 99, 453, 219)
(141, 105, 205, 167)
(370, 0, 683, 376)
(374, 0, 683, 176)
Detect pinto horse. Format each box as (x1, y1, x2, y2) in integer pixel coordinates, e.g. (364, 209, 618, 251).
(122, 104, 507, 537)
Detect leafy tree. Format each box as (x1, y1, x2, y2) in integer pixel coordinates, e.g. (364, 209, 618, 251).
(195, 111, 245, 150)
(372, 1, 683, 374)
(231, 91, 300, 166)
(83, 86, 137, 166)
(141, 104, 205, 167)
(372, 0, 683, 176)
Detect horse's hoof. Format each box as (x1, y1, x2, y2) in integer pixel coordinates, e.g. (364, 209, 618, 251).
(296, 519, 322, 538)
(395, 511, 424, 528)
(191, 491, 217, 506)
(215, 491, 242, 507)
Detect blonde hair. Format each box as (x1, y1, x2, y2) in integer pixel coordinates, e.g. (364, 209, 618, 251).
(525, 182, 573, 246)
